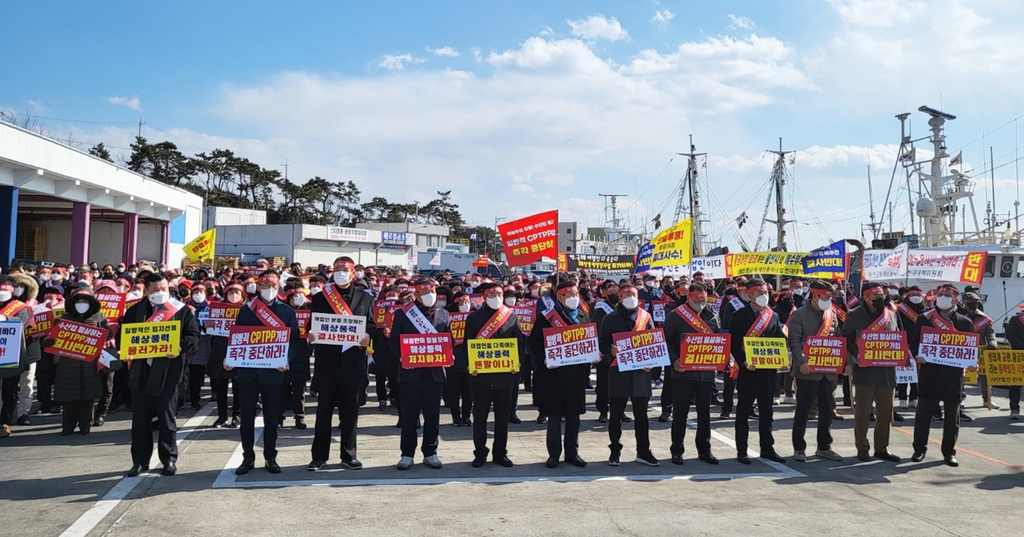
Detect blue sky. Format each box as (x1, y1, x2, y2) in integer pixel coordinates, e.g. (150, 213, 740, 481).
(3, 1, 1024, 251)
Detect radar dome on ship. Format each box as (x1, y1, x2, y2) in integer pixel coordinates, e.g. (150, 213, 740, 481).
(916, 197, 937, 218)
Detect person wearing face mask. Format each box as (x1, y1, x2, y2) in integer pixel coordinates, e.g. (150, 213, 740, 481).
(231, 271, 301, 476)
(279, 283, 312, 430)
(908, 285, 974, 467)
(729, 279, 788, 465)
(388, 278, 451, 470)
(599, 283, 659, 467)
(184, 284, 212, 411)
(369, 284, 399, 413)
(529, 280, 594, 468)
(840, 282, 904, 463)
(243, 277, 258, 299)
(717, 286, 745, 419)
(895, 286, 926, 410)
(120, 272, 201, 478)
(445, 292, 474, 427)
(46, 289, 113, 435)
(307, 275, 327, 297)
(464, 282, 525, 468)
(500, 285, 526, 425)
(33, 288, 65, 416)
(7, 274, 40, 428)
(638, 275, 665, 390)
(591, 281, 620, 423)
(207, 283, 245, 428)
(962, 292, 999, 412)
(0, 275, 35, 437)
(307, 257, 375, 472)
(786, 280, 844, 463)
(664, 282, 722, 465)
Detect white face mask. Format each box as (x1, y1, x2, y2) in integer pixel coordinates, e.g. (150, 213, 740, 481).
(75, 302, 90, 314)
(690, 301, 706, 312)
(817, 298, 833, 311)
(227, 292, 243, 304)
(504, 296, 517, 307)
(459, 302, 472, 312)
(935, 296, 955, 310)
(334, 271, 352, 286)
(127, 289, 143, 300)
(621, 296, 639, 310)
(292, 295, 306, 307)
(355, 271, 364, 279)
(192, 293, 206, 303)
(148, 291, 170, 305)
(13, 287, 24, 298)
(909, 295, 923, 305)
(485, 296, 503, 310)
(650, 281, 660, 289)
(309, 286, 323, 295)
(40, 273, 51, 281)
(245, 283, 257, 294)
(52, 274, 64, 283)
(260, 288, 278, 302)
(563, 296, 580, 310)
(436, 299, 447, 309)
(420, 292, 437, 307)
(0, 291, 11, 302)
(530, 289, 539, 298)
(754, 294, 769, 308)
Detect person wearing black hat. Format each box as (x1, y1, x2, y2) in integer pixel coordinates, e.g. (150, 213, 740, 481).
(962, 291, 999, 412)
(895, 286, 926, 410)
(34, 286, 65, 415)
(389, 278, 450, 470)
(464, 282, 525, 468)
(530, 280, 594, 468)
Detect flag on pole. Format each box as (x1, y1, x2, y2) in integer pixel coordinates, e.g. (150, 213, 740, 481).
(429, 252, 442, 266)
(649, 218, 693, 269)
(183, 229, 216, 262)
(950, 151, 962, 166)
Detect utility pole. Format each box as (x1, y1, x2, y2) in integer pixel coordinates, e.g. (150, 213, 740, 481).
(137, 118, 145, 139)
(281, 158, 289, 181)
(765, 138, 795, 251)
(675, 134, 707, 256)
(492, 216, 505, 258)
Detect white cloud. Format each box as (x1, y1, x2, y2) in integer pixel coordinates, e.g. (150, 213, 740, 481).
(567, 14, 630, 42)
(431, 46, 460, 57)
(106, 95, 142, 111)
(652, 10, 674, 27)
(378, 54, 426, 70)
(728, 14, 755, 29)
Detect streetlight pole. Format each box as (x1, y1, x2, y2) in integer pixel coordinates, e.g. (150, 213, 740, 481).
(492, 216, 505, 257)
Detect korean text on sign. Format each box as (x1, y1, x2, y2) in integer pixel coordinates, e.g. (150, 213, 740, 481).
(0, 321, 23, 368)
(308, 313, 366, 346)
(680, 333, 731, 371)
(542, 323, 600, 368)
(224, 325, 290, 369)
(514, 304, 536, 336)
(983, 349, 1024, 386)
(120, 321, 181, 360)
(449, 312, 470, 345)
(206, 302, 241, 337)
(803, 336, 847, 374)
(400, 333, 454, 368)
(918, 327, 979, 368)
(743, 337, 789, 370)
(612, 329, 670, 372)
(856, 331, 909, 367)
(45, 319, 106, 362)
(467, 338, 519, 374)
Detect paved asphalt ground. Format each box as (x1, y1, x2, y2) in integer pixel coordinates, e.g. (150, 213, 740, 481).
(2, 377, 1021, 537)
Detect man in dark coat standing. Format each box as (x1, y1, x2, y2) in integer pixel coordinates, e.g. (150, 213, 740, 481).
(307, 257, 376, 471)
(231, 270, 300, 475)
(122, 272, 201, 477)
(530, 280, 595, 468)
(730, 278, 787, 465)
(910, 284, 975, 467)
(390, 278, 450, 470)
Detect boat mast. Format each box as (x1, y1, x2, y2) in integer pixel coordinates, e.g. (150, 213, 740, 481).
(675, 134, 706, 256)
(765, 138, 794, 251)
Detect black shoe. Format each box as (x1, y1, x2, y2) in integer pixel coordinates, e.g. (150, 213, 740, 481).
(738, 455, 751, 465)
(657, 411, 672, 422)
(875, 451, 901, 463)
(565, 455, 587, 468)
(212, 418, 228, 428)
(93, 416, 105, 427)
(546, 456, 559, 469)
(959, 410, 973, 423)
(944, 455, 959, 467)
(635, 452, 660, 466)
(472, 456, 486, 468)
(16, 415, 30, 426)
(598, 412, 607, 423)
(609, 453, 621, 466)
(671, 455, 684, 466)
(911, 451, 926, 462)
(228, 416, 240, 428)
(266, 459, 282, 474)
(621, 414, 632, 423)
(831, 412, 845, 421)
(126, 464, 149, 477)
(719, 412, 731, 419)
(892, 411, 904, 422)
(151, 419, 160, 430)
(307, 460, 326, 471)
(191, 403, 202, 411)
(536, 415, 547, 424)
(760, 451, 785, 464)
(509, 414, 522, 424)
(161, 462, 177, 476)
(857, 451, 872, 462)
(749, 408, 759, 419)
(699, 453, 720, 465)
(236, 456, 255, 475)
(869, 413, 876, 422)
(295, 418, 307, 430)
(932, 412, 943, 422)
(463, 419, 472, 427)
(339, 459, 363, 470)
(494, 455, 514, 467)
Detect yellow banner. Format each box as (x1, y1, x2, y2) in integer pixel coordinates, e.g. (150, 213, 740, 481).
(983, 348, 1024, 386)
(120, 321, 181, 360)
(728, 251, 845, 279)
(743, 337, 790, 369)
(649, 218, 693, 268)
(467, 338, 519, 374)
(183, 228, 216, 262)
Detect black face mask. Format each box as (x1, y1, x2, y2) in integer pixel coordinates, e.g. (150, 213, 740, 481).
(871, 298, 886, 311)
(965, 302, 980, 311)
(607, 295, 619, 306)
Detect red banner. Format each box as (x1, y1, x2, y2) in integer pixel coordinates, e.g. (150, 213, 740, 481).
(375, 299, 396, 326)
(497, 210, 558, 267)
(857, 330, 909, 367)
(803, 336, 847, 374)
(26, 307, 59, 338)
(449, 312, 470, 345)
(679, 333, 731, 371)
(514, 303, 536, 336)
(95, 291, 126, 325)
(400, 333, 455, 368)
(44, 319, 106, 362)
(296, 310, 311, 339)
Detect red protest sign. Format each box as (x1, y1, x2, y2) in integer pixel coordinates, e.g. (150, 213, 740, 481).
(679, 333, 731, 371)
(296, 310, 311, 339)
(44, 319, 106, 362)
(803, 336, 847, 374)
(514, 303, 536, 336)
(449, 312, 470, 345)
(400, 333, 454, 368)
(26, 307, 55, 338)
(612, 328, 671, 372)
(498, 210, 558, 267)
(95, 291, 126, 324)
(542, 322, 600, 368)
(857, 330, 909, 367)
(375, 299, 396, 326)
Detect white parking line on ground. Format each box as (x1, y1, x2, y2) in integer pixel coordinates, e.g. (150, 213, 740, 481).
(59, 404, 214, 537)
